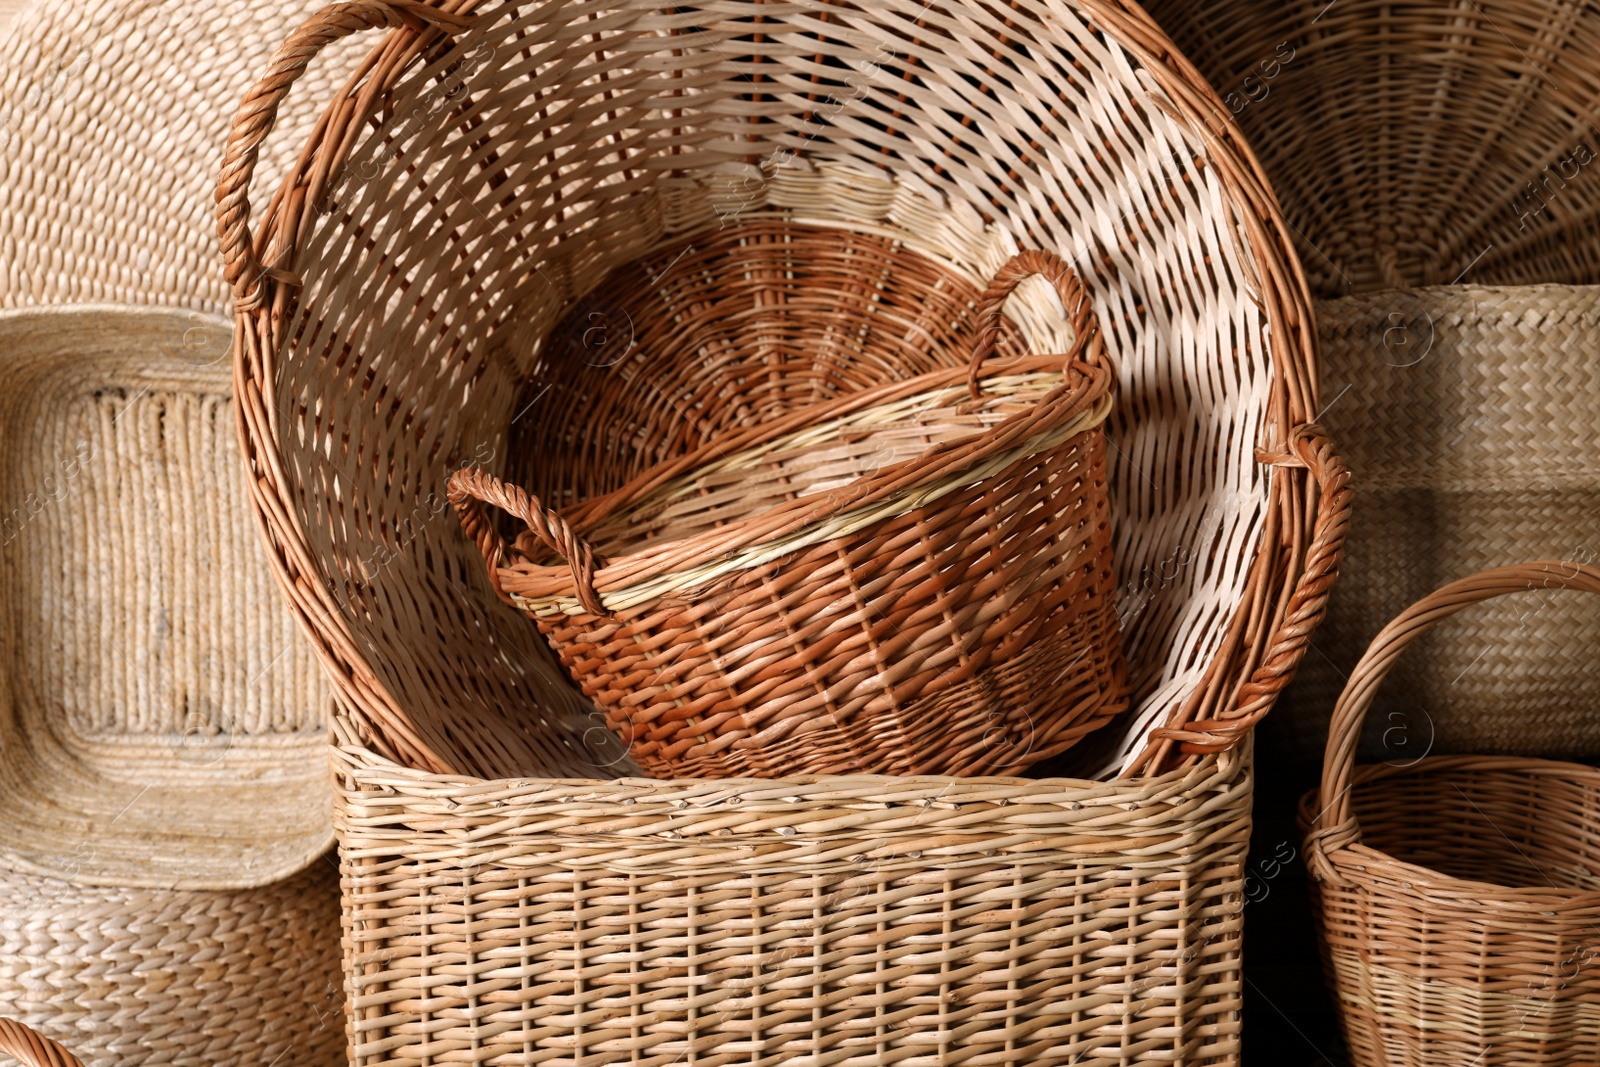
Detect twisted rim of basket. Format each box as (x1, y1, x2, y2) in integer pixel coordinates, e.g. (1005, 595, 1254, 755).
(219, 0, 1337, 776)
(0, 1018, 86, 1067)
(1304, 559, 1600, 899)
(449, 250, 1114, 616)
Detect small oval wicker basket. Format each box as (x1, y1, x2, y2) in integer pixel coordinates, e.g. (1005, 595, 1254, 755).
(1303, 562, 1600, 1067)
(450, 250, 1130, 778)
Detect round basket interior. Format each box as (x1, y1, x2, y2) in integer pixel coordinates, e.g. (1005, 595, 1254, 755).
(1143, 0, 1600, 296)
(254, 0, 1293, 779)
(0, 307, 332, 890)
(1338, 757, 1600, 892)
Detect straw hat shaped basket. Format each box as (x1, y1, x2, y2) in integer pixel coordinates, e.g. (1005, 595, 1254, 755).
(449, 250, 1131, 779)
(1139, 0, 1600, 766)
(0, 0, 373, 1063)
(1303, 562, 1600, 1067)
(221, 0, 1350, 1061)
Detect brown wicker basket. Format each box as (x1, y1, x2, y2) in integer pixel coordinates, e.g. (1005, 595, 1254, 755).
(1142, 0, 1600, 297)
(1303, 562, 1600, 1067)
(450, 250, 1129, 778)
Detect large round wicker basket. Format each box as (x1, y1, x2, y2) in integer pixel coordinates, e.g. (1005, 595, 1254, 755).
(1142, 0, 1600, 297)
(221, 1, 1348, 1061)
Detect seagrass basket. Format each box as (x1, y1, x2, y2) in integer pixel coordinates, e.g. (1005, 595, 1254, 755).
(1303, 562, 1600, 1067)
(0, 307, 343, 1067)
(1279, 286, 1600, 765)
(451, 250, 1130, 778)
(223, 1, 1351, 1060)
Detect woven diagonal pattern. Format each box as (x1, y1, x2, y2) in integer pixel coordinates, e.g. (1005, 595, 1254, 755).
(1277, 286, 1600, 764)
(0, 860, 343, 1067)
(336, 717, 1251, 1067)
(1143, 0, 1600, 296)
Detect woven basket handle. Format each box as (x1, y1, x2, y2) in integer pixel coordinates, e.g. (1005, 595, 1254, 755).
(1306, 560, 1600, 876)
(0, 1019, 85, 1067)
(216, 1, 473, 305)
(447, 467, 606, 616)
(1145, 423, 1353, 757)
(968, 249, 1105, 400)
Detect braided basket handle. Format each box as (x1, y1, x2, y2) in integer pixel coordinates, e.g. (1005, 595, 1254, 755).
(216, 1, 474, 304)
(0, 1019, 85, 1067)
(1305, 560, 1600, 875)
(1146, 423, 1353, 756)
(968, 249, 1106, 400)
(447, 467, 606, 616)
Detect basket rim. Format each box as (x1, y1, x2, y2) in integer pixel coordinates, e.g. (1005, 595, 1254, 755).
(225, 0, 1333, 779)
(0, 303, 334, 890)
(473, 355, 1113, 615)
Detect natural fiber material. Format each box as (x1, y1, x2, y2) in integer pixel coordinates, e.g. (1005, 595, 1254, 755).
(335, 711, 1253, 1066)
(451, 248, 1129, 778)
(1143, 0, 1600, 296)
(0, 1017, 83, 1067)
(1304, 562, 1600, 1067)
(1274, 286, 1600, 765)
(222, 0, 1343, 781)
(0, 860, 343, 1067)
(0, 307, 330, 889)
(0, 0, 372, 312)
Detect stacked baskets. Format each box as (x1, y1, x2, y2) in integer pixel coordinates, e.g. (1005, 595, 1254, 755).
(1141, 1, 1600, 1062)
(0, 0, 375, 1062)
(220, 0, 1348, 1063)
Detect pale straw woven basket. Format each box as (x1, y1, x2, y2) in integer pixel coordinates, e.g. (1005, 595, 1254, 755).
(1303, 562, 1600, 1067)
(1280, 286, 1600, 765)
(222, 0, 1350, 1061)
(0, 1, 367, 1061)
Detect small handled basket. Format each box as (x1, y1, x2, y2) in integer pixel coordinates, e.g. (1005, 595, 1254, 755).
(450, 251, 1130, 779)
(0, 1018, 81, 1067)
(1302, 562, 1600, 1067)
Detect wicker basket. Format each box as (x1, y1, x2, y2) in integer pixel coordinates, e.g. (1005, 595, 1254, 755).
(450, 250, 1130, 778)
(1142, 0, 1600, 297)
(335, 711, 1271, 1065)
(220, 0, 1342, 783)
(223, 1, 1351, 1060)
(0, 862, 343, 1067)
(0, 0, 372, 313)
(1272, 286, 1600, 765)
(1303, 562, 1600, 1067)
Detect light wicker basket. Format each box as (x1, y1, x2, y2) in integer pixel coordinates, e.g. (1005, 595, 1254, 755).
(1142, 0, 1600, 297)
(0, 307, 343, 1067)
(1303, 562, 1600, 1067)
(222, 1, 1350, 1061)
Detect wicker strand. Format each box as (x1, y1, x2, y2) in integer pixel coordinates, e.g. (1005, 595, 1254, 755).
(0, 1019, 83, 1067)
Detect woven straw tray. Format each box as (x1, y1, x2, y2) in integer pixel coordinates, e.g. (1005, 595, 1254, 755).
(0, 306, 331, 889)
